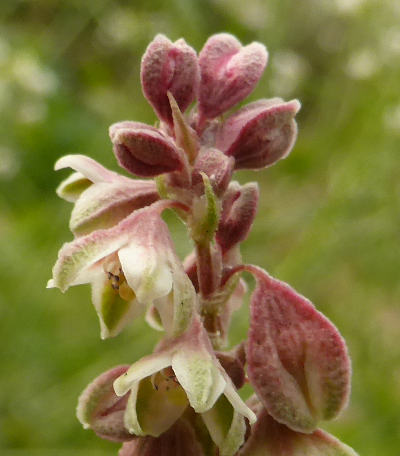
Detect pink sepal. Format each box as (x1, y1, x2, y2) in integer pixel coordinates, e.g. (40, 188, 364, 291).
(141, 34, 200, 126)
(246, 266, 351, 433)
(216, 98, 300, 170)
(76, 365, 133, 442)
(110, 121, 185, 177)
(198, 34, 268, 120)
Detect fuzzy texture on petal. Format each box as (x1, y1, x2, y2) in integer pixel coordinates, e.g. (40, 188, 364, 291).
(51, 207, 150, 292)
(70, 179, 158, 236)
(77, 365, 133, 442)
(192, 147, 234, 197)
(119, 419, 205, 456)
(246, 267, 351, 433)
(216, 181, 259, 253)
(216, 99, 300, 170)
(55, 154, 121, 183)
(141, 34, 200, 125)
(198, 34, 268, 119)
(110, 121, 185, 177)
(238, 408, 358, 456)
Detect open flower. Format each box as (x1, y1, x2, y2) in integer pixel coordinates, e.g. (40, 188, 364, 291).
(55, 154, 159, 236)
(48, 199, 195, 338)
(113, 316, 256, 456)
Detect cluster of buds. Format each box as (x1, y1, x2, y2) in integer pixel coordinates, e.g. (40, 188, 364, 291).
(48, 34, 358, 455)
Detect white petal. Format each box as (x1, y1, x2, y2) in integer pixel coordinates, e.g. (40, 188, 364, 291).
(114, 350, 172, 396)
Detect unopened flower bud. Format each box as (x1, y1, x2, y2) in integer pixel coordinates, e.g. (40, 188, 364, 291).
(77, 365, 133, 442)
(246, 266, 351, 433)
(198, 34, 268, 120)
(141, 34, 200, 126)
(192, 147, 234, 196)
(216, 182, 259, 253)
(238, 409, 358, 456)
(216, 98, 301, 170)
(110, 121, 185, 177)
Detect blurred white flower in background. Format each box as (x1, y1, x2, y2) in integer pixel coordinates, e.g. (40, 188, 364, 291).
(334, 0, 366, 15)
(383, 104, 400, 134)
(269, 51, 310, 97)
(0, 146, 19, 179)
(12, 52, 58, 95)
(345, 49, 380, 80)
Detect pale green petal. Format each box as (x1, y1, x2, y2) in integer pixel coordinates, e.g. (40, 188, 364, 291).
(91, 274, 144, 339)
(55, 154, 118, 183)
(202, 395, 246, 456)
(114, 351, 172, 396)
(172, 347, 226, 413)
(223, 380, 257, 424)
(125, 377, 188, 437)
(56, 172, 92, 203)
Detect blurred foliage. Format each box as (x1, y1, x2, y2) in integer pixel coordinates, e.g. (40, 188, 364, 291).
(0, 0, 399, 454)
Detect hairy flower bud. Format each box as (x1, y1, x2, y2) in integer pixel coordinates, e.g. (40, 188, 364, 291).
(198, 34, 268, 120)
(216, 98, 301, 170)
(110, 121, 185, 177)
(141, 34, 200, 126)
(77, 365, 133, 442)
(216, 182, 259, 253)
(192, 147, 234, 197)
(246, 266, 351, 433)
(238, 408, 358, 456)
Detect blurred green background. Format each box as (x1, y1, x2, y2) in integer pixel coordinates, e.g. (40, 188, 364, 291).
(0, 0, 399, 454)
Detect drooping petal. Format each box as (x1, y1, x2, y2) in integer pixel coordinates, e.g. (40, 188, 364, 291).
(76, 365, 133, 442)
(141, 34, 200, 125)
(110, 121, 185, 177)
(114, 349, 173, 397)
(124, 376, 188, 437)
(70, 179, 158, 236)
(119, 419, 206, 456)
(198, 34, 268, 120)
(201, 395, 246, 456)
(56, 171, 92, 202)
(170, 317, 225, 413)
(91, 274, 144, 339)
(55, 154, 121, 183)
(216, 99, 300, 170)
(51, 208, 146, 292)
(246, 266, 351, 433)
(238, 409, 358, 456)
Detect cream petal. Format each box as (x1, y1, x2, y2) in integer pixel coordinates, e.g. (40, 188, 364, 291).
(114, 350, 173, 397)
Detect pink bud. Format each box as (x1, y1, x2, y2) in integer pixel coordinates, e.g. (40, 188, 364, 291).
(216, 182, 259, 253)
(238, 409, 358, 456)
(141, 34, 200, 125)
(76, 365, 133, 442)
(246, 266, 351, 433)
(198, 34, 268, 120)
(192, 147, 234, 196)
(216, 98, 301, 170)
(110, 121, 184, 177)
